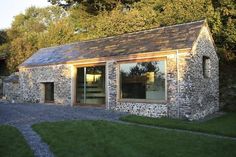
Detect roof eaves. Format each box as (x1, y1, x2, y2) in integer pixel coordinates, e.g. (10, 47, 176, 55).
(19, 48, 192, 68)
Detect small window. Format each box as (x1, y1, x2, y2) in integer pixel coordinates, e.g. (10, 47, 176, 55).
(119, 60, 166, 101)
(203, 56, 210, 78)
(44, 82, 54, 103)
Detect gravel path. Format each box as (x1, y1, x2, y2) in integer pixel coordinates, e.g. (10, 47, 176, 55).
(0, 102, 126, 157)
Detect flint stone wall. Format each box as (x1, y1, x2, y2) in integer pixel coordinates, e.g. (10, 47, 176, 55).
(107, 26, 219, 120)
(3, 73, 20, 102)
(107, 56, 178, 118)
(19, 64, 72, 105)
(186, 26, 219, 120)
(3, 82, 21, 102)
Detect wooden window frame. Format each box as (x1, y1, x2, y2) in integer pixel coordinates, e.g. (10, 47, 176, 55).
(117, 57, 167, 103)
(74, 63, 106, 107)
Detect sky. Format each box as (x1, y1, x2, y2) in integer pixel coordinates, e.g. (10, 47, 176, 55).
(0, 0, 51, 29)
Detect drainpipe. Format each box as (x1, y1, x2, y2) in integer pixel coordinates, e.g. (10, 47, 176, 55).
(176, 50, 180, 118)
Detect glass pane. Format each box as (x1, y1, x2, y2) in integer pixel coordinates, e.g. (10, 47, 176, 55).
(85, 66, 105, 105)
(76, 66, 106, 105)
(76, 68, 85, 103)
(120, 60, 165, 100)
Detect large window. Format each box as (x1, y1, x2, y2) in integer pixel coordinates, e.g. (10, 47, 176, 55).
(120, 60, 166, 101)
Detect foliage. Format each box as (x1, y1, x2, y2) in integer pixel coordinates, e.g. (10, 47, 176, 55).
(71, 4, 159, 39)
(3, 6, 68, 72)
(0, 30, 8, 45)
(1, 0, 236, 71)
(49, 0, 141, 14)
(7, 32, 39, 71)
(33, 120, 236, 157)
(0, 30, 9, 57)
(37, 19, 77, 48)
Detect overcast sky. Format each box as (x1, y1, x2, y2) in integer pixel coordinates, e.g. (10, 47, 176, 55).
(0, 0, 51, 29)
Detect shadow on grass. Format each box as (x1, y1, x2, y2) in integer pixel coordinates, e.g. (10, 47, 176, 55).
(33, 120, 236, 157)
(120, 112, 236, 137)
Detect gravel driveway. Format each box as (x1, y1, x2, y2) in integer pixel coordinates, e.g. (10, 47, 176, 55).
(0, 102, 126, 157)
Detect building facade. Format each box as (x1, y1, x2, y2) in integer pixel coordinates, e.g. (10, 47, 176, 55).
(4, 20, 219, 120)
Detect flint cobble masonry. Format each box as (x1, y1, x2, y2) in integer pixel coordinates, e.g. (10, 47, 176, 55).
(3, 20, 219, 120)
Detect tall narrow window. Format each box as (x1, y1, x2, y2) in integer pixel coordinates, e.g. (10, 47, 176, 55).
(120, 60, 166, 101)
(203, 56, 211, 78)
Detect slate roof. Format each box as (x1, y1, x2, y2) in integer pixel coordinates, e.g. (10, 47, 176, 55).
(20, 20, 206, 67)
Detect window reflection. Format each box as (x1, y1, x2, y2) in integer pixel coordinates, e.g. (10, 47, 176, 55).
(76, 66, 105, 105)
(120, 60, 165, 100)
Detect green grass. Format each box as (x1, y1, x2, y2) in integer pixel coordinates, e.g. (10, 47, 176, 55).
(120, 112, 236, 137)
(0, 125, 34, 157)
(33, 120, 236, 157)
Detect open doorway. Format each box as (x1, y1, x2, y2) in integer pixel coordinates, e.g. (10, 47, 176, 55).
(44, 82, 54, 103)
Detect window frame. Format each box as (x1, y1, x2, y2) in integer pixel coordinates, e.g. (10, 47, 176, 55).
(75, 63, 106, 107)
(117, 57, 167, 103)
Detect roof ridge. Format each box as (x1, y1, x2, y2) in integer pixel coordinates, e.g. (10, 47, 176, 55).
(39, 19, 206, 51)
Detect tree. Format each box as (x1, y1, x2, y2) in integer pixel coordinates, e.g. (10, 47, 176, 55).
(38, 19, 77, 48)
(5, 6, 68, 72)
(3, 0, 236, 72)
(49, 0, 141, 14)
(68, 2, 159, 40)
(0, 30, 9, 58)
(0, 30, 8, 45)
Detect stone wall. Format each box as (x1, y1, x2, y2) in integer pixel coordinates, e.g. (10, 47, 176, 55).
(3, 73, 21, 102)
(186, 26, 219, 120)
(107, 57, 176, 118)
(106, 26, 219, 120)
(19, 64, 72, 105)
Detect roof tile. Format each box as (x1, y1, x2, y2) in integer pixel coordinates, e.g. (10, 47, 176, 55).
(20, 20, 205, 67)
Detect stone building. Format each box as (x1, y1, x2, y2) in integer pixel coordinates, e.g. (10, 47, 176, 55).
(5, 20, 219, 120)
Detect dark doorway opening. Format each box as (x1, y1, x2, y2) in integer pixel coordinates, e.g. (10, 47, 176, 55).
(44, 82, 54, 103)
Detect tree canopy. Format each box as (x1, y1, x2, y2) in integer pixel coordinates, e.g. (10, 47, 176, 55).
(0, 0, 235, 73)
(48, 0, 141, 13)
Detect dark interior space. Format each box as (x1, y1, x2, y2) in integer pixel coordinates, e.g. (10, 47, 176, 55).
(44, 82, 54, 103)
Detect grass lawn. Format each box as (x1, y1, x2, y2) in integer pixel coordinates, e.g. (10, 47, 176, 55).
(33, 120, 236, 157)
(0, 125, 33, 157)
(120, 112, 236, 137)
